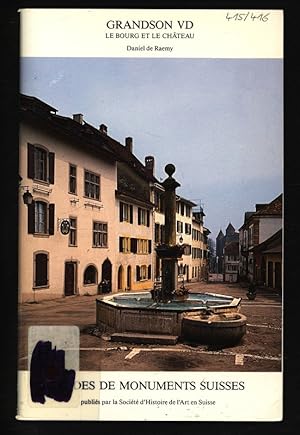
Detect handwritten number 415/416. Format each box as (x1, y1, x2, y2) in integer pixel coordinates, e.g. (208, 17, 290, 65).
(226, 12, 270, 22)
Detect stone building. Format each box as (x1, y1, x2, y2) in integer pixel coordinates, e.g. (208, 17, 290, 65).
(224, 240, 239, 282)
(175, 196, 196, 282)
(19, 93, 209, 302)
(215, 223, 239, 275)
(19, 94, 163, 302)
(239, 194, 282, 289)
(19, 94, 119, 302)
(191, 207, 207, 281)
(216, 229, 225, 273)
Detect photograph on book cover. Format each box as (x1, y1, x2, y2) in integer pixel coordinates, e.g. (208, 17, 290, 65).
(17, 8, 283, 421)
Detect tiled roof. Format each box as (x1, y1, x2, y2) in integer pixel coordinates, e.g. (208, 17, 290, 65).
(20, 93, 159, 184)
(252, 229, 282, 253)
(254, 194, 282, 216)
(239, 195, 282, 231)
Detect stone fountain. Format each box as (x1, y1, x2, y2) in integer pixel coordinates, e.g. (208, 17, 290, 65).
(96, 164, 246, 345)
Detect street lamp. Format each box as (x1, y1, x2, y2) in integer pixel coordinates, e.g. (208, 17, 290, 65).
(20, 186, 33, 205)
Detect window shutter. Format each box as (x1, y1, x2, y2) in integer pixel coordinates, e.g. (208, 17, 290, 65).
(119, 202, 123, 222)
(49, 204, 55, 235)
(161, 226, 165, 244)
(148, 240, 152, 254)
(148, 265, 151, 280)
(49, 152, 55, 184)
(27, 200, 35, 234)
(130, 205, 133, 223)
(155, 224, 159, 243)
(147, 210, 150, 227)
(136, 265, 140, 281)
(119, 237, 123, 252)
(138, 208, 141, 225)
(27, 143, 35, 179)
(131, 238, 137, 254)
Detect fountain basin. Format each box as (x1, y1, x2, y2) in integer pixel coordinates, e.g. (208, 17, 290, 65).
(182, 312, 247, 345)
(96, 291, 242, 338)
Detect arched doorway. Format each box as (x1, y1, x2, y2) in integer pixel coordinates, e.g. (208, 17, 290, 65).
(118, 265, 124, 291)
(127, 266, 131, 291)
(101, 258, 112, 293)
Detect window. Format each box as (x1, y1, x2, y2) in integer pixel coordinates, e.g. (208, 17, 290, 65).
(176, 202, 180, 213)
(35, 201, 47, 234)
(93, 222, 108, 247)
(138, 207, 150, 226)
(69, 164, 77, 194)
(181, 203, 185, 216)
(154, 191, 163, 213)
(227, 265, 238, 272)
(184, 244, 191, 255)
(27, 143, 55, 184)
(185, 223, 191, 234)
(177, 221, 183, 233)
(160, 225, 165, 244)
(248, 226, 253, 246)
(243, 230, 248, 249)
(84, 265, 97, 284)
(84, 170, 100, 200)
(186, 206, 191, 217)
(69, 217, 77, 246)
(140, 265, 147, 280)
(155, 223, 160, 243)
(136, 265, 149, 281)
(120, 202, 133, 223)
(34, 252, 49, 288)
(119, 237, 131, 253)
(28, 200, 55, 235)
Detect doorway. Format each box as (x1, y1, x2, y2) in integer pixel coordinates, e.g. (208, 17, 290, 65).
(64, 262, 77, 296)
(127, 265, 132, 291)
(101, 258, 112, 293)
(118, 265, 124, 290)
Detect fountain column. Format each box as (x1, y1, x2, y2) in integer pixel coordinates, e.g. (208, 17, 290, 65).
(159, 164, 181, 302)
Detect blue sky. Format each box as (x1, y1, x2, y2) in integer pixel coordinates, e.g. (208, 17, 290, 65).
(20, 57, 283, 241)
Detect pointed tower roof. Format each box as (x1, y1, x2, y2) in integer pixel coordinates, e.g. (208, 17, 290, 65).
(226, 222, 236, 236)
(216, 229, 224, 239)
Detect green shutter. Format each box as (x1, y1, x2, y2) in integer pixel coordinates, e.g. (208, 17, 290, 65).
(27, 143, 35, 179)
(49, 204, 55, 235)
(130, 205, 133, 223)
(119, 202, 123, 222)
(147, 210, 150, 227)
(49, 152, 55, 184)
(27, 200, 35, 234)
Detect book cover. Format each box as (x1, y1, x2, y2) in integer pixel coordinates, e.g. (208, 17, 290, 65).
(17, 8, 283, 421)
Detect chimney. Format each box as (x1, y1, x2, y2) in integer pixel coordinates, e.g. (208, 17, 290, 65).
(73, 113, 83, 124)
(145, 155, 155, 175)
(100, 124, 108, 134)
(125, 137, 133, 153)
(255, 204, 266, 212)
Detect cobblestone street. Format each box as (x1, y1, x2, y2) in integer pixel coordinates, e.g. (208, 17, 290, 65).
(18, 281, 282, 372)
